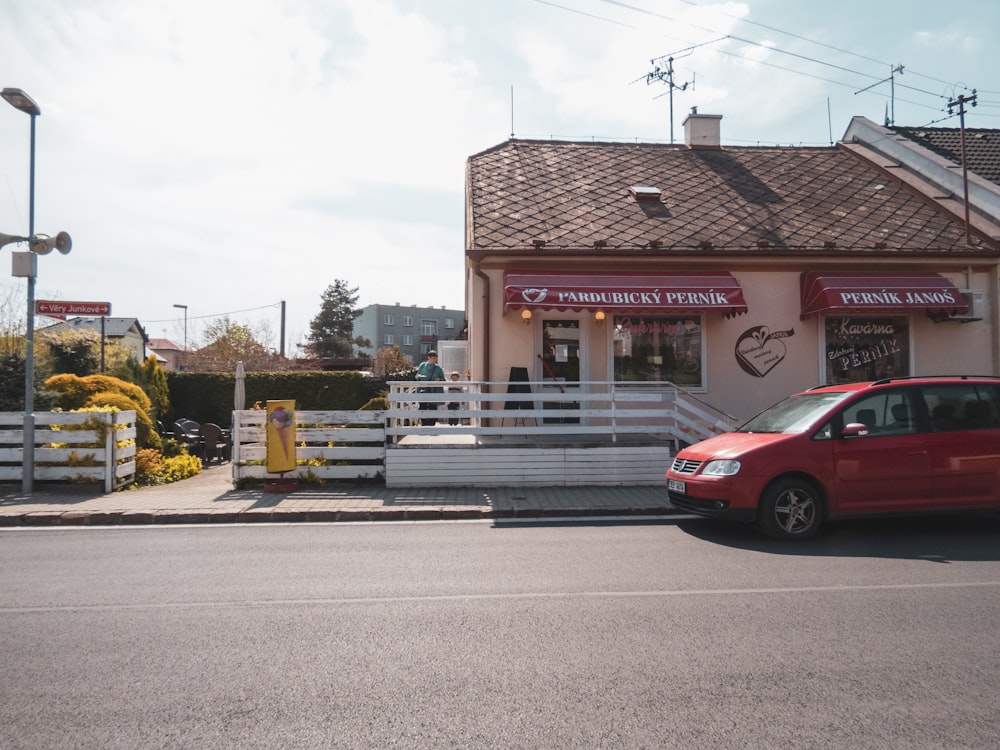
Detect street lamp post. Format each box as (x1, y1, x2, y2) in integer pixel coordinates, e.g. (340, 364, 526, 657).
(173, 304, 188, 369)
(3, 87, 41, 493)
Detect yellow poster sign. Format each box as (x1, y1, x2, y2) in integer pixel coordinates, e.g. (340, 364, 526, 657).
(265, 400, 297, 474)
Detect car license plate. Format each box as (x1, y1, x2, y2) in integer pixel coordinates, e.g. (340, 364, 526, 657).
(667, 478, 685, 493)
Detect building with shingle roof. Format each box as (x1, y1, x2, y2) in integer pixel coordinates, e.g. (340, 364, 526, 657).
(38, 317, 149, 364)
(891, 125, 1000, 186)
(465, 113, 1000, 420)
(844, 116, 1000, 235)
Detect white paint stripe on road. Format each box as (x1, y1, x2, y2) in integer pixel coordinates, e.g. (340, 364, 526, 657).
(4, 580, 999, 614)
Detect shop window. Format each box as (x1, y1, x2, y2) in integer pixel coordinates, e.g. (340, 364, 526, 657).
(613, 316, 703, 387)
(824, 316, 909, 384)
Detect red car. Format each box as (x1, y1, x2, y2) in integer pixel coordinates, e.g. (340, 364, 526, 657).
(666, 376, 1000, 539)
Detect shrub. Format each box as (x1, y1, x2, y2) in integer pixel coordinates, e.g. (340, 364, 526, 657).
(160, 453, 202, 483)
(134, 448, 165, 485)
(85, 391, 158, 449)
(46, 373, 152, 413)
(46, 374, 157, 448)
(133, 447, 201, 486)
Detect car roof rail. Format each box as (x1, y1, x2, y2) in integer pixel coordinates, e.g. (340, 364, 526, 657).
(870, 375, 1000, 386)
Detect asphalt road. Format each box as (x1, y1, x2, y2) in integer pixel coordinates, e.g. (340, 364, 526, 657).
(2, 514, 999, 749)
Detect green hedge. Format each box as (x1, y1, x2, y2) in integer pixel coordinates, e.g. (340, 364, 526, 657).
(166, 371, 387, 427)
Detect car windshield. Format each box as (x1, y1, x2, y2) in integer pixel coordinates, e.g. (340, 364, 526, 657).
(737, 391, 855, 434)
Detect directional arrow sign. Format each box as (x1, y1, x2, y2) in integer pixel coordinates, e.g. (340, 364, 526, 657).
(36, 300, 112, 318)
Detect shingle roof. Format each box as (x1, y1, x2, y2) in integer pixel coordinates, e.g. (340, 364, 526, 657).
(148, 338, 182, 350)
(40, 317, 147, 341)
(467, 139, 997, 255)
(891, 126, 1000, 186)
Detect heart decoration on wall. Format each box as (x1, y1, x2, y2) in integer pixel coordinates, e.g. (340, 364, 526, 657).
(735, 325, 795, 378)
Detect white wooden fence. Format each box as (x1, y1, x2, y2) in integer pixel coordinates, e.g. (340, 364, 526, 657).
(0, 410, 137, 493)
(2, 383, 736, 491)
(386, 381, 736, 445)
(381, 381, 737, 487)
(231, 409, 385, 482)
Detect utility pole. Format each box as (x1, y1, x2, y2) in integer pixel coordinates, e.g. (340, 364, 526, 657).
(948, 90, 978, 245)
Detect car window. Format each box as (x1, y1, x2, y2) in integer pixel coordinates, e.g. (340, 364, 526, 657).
(834, 388, 923, 437)
(922, 383, 1000, 432)
(738, 391, 853, 434)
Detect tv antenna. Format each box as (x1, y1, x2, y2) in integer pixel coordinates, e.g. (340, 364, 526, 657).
(645, 37, 725, 144)
(854, 63, 905, 125)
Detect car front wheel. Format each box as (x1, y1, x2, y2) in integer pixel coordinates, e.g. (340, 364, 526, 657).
(757, 478, 825, 540)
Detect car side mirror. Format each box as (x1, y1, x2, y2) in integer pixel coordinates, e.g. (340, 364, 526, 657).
(841, 422, 870, 438)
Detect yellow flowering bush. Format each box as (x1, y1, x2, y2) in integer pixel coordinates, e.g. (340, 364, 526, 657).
(134, 448, 201, 486)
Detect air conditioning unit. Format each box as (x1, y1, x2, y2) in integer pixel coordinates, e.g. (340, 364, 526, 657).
(949, 289, 985, 322)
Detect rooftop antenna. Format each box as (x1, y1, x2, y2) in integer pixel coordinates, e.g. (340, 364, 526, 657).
(854, 63, 905, 125)
(646, 56, 691, 144)
(510, 85, 515, 139)
(644, 37, 725, 144)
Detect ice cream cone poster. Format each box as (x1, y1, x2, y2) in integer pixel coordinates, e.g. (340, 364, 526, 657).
(265, 400, 297, 474)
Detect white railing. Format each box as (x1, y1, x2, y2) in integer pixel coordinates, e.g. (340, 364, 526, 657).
(0, 410, 137, 493)
(385, 381, 738, 447)
(231, 409, 386, 482)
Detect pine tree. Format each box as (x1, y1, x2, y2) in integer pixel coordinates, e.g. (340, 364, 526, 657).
(306, 280, 369, 358)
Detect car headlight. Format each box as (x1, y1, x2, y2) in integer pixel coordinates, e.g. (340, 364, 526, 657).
(701, 459, 741, 476)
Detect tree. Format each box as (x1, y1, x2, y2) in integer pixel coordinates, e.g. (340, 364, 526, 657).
(182, 316, 285, 372)
(305, 280, 370, 358)
(36, 329, 132, 378)
(141, 355, 171, 424)
(371, 345, 413, 378)
(0, 281, 26, 357)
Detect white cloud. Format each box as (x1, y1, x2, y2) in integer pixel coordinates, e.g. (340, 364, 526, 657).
(1, 0, 996, 353)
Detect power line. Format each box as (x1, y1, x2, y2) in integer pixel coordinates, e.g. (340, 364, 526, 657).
(145, 301, 282, 325)
(573, 0, 984, 116)
(533, 0, 637, 28)
(599, 0, 968, 97)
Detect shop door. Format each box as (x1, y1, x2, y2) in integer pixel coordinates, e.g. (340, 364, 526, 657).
(540, 319, 580, 423)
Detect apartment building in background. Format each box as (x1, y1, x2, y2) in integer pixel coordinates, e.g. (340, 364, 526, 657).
(354, 303, 465, 364)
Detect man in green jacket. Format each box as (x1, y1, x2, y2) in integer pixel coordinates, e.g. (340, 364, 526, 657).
(415, 350, 445, 425)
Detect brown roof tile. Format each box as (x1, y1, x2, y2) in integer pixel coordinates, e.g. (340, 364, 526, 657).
(467, 140, 996, 255)
(892, 126, 1000, 186)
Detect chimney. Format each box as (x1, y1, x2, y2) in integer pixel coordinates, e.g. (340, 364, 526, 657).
(682, 108, 722, 150)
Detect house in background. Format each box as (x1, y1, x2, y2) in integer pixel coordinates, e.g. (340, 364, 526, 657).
(39, 317, 150, 364)
(464, 113, 1000, 422)
(354, 303, 465, 362)
(147, 338, 184, 371)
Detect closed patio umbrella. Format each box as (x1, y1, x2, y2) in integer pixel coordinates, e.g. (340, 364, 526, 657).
(234, 361, 246, 412)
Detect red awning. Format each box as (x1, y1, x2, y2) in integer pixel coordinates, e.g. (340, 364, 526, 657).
(800, 272, 968, 318)
(503, 271, 748, 317)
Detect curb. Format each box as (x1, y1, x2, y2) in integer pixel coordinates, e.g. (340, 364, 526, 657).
(0, 506, 682, 527)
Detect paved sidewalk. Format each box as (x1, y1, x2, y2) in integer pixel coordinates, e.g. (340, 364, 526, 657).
(0, 464, 678, 526)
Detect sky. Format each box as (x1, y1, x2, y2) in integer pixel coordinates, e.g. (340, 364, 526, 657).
(1, 0, 997, 356)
